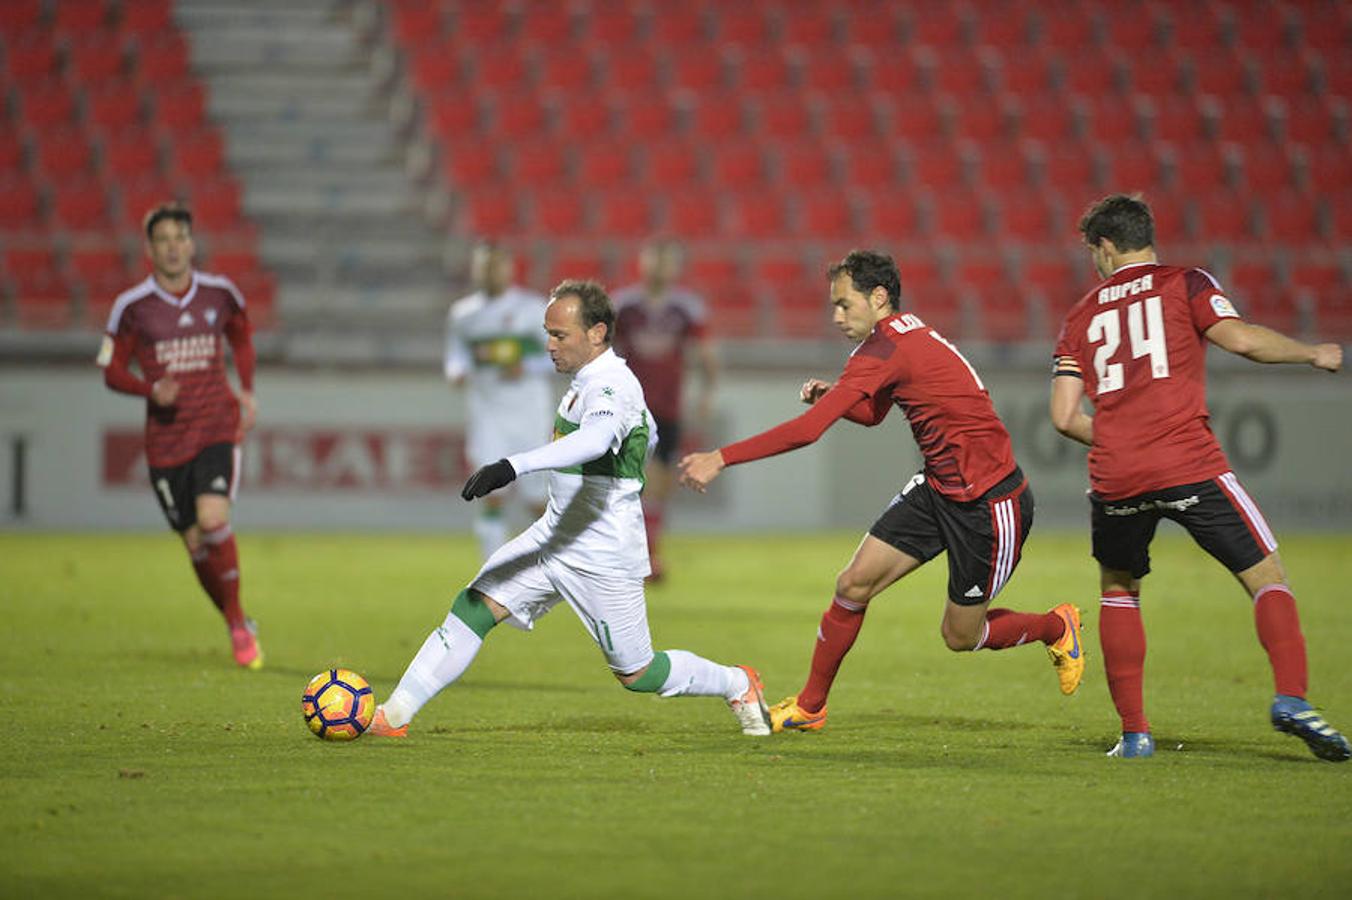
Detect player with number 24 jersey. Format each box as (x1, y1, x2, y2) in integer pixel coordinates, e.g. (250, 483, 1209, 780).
(1053, 264, 1237, 499)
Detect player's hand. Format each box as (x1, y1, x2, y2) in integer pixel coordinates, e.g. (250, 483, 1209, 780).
(461, 459, 517, 500)
(237, 390, 257, 433)
(151, 375, 180, 406)
(800, 378, 833, 405)
(1312, 343, 1343, 373)
(678, 450, 724, 493)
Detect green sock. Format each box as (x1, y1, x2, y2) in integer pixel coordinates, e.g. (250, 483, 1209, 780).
(623, 651, 671, 692)
(451, 588, 498, 640)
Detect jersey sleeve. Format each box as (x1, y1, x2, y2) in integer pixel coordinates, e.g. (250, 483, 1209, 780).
(836, 333, 900, 399)
(99, 314, 152, 397)
(577, 379, 634, 454)
(1051, 315, 1083, 379)
(719, 383, 866, 465)
(1186, 268, 1242, 334)
(224, 302, 256, 391)
(444, 305, 472, 381)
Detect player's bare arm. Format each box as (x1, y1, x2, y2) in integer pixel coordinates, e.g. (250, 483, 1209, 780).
(1050, 375, 1093, 446)
(238, 389, 257, 432)
(1205, 319, 1342, 371)
(678, 450, 725, 492)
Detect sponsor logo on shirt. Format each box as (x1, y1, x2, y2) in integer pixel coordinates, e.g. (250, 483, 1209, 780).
(155, 333, 218, 373)
(1210, 294, 1239, 319)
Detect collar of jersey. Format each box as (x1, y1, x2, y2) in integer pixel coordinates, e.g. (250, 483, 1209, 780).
(150, 271, 200, 308)
(572, 347, 620, 386)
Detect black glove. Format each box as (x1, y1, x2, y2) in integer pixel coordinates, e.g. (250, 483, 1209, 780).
(461, 459, 517, 500)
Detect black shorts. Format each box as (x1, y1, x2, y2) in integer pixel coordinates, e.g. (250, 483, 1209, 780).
(869, 466, 1034, 606)
(651, 415, 682, 466)
(147, 442, 237, 532)
(1091, 471, 1277, 579)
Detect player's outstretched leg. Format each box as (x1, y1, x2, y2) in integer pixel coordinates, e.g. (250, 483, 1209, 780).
(947, 602, 1085, 694)
(769, 695, 828, 733)
(1270, 696, 1351, 762)
(1044, 604, 1085, 695)
(371, 589, 498, 737)
(622, 650, 771, 735)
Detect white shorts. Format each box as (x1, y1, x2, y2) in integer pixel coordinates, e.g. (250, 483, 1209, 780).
(469, 521, 654, 673)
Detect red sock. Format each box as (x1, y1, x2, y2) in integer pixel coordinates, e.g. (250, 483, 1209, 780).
(797, 596, 867, 713)
(191, 526, 245, 629)
(975, 608, 1065, 650)
(1253, 584, 1307, 698)
(1100, 591, 1148, 733)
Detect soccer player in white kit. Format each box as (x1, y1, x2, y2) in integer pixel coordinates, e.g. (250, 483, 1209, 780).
(445, 241, 555, 558)
(370, 280, 772, 737)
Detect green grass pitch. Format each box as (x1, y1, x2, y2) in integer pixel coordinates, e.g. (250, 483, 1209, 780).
(3, 530, 1350, 898)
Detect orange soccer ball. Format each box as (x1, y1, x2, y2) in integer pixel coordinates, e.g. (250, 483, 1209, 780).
(301, 669, 375, 741)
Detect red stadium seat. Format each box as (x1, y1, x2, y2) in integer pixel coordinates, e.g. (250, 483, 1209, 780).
(390, 4, 443, 46)
(818, 100, 879, 142)
(53, 0, 110, 32)
(67, 247, 131, 299)
(1235, 142, 1297, 193)
(840, 145, 900, 192)
(129, 33, 191, 83)
(996, 49, 1056, 97)
(581, 5, 638, 48)
(1321, 56, 1352, 103)
(756, 94, 812, 139)
(604, 49, 659, 91)
(1279, 98, 1340, 144)
(930, 190, 990, 241)
(117, 178, 181, 227)
(452, 5, 511, 44)
(4, 248, 65, 296)
(710, 142, 768, 186)
(997, 190, 1059, 242)
(19, 79, 77, 130)
(1225, 261, 1279, 298)
(1190, 50, 1253, 97)
(651, 8, 705, 45)
(1210, 98, 1272, 144)
(553, 94, 612, 139)
(118, 0, 174, 39)
(972, 143, 1033, 191)
(1239, 291, 1303, 335)
(595, 191, 652, 236)
(531, 190, 587, 235)
(1289, 261, 1346, 296)
(669, 54, 725, 92)
(1059, 50, 1124, 96)
(151, 83, 207, 131)
(427, 94, 480, 138)
(972, 9, 1032, 49)
(231, 272, 277, 328)
(459, 187, 518, 235)
(645, 141, 700, 187)
(1009, 96, 1079, 143)
(509, 143, 566, 187)
(1194, 191, 1256, 243)
(840, 7, 903, 51)
(689, 97, 746, 140)
(926, 48, 993, 97)
(1264, 192, 1322, 241)
(726, 192, 788, 238)
(406, 46, 462, 93)
(548, 251, 609, 284)
(85, 80, 145, 133)
(1168, 142, 1233, 193)
(782, 10, 836, 47)
(0, 179, 41, 234)
(49, 178, 113, 235)
(0, 132, 24, 173)
(536, 47, 594, 93)
(474, 47, 529, 92)
(1303, 145, 1352, 194)
(863, 48, 924, 94)
(878, 95, 946, 142)
(907, 4, 967, 46)
(614, 96, 676, 141)
(100, 130, 160, 183)
(1099, 147, 1163, 195)
(1037, 8, 1096, 51)
(666, 194, 720, 236)
(65, 31, 127, 82)
(906, 141, 968, 191)
(191, 178, 248, 233)
(1110, 11, 1163, 54)
(1023, 257, 1087, 309)
(736, 49, 792, 92)
(865, 193, 922, 240)
(15, 293, 77, 330)
(1232, 6, 1295, 54)
(1163, 5, 1227, 54)
(779, 144, 833, 187)
(716, 9, 770, 47)
(1140, 96, 1207, 143)
(517, 6, 575, 46)
(491, 92, 548, 139)
(31, 127, 95, 183)
(799, 54, 857, 94)
(948, 101, 1009, 142)
(798, 191, 856, 240)
(907, 282, 962, 338)
(1036, 145, 1099, 202)
(1311, 291, 1352, 340)
(168, 127, 226, 180)
(576, 145, 632, 189)
(0, 0, 42, 36)
(4, 31, 58, 79)
(441, 143, 499, 187)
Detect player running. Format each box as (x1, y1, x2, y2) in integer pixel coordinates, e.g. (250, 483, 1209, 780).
(97, 203, 262, 668)
(1051, 194, 1349, 761)
(612, 239, 718, 581)
(446, 241, 555, 559)
(680, 250, 1081, 734)
(370, 281, 770, 738)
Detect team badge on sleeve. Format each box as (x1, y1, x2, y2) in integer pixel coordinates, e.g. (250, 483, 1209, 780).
(1210, 295, 1240, 319)
(96, 335, 114, 367)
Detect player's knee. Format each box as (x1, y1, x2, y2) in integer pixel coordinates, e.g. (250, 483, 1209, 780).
(940, 619, 980, 652)
(834, 569, 875, 605)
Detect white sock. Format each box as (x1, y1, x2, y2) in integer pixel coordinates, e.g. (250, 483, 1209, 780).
(473, 510, 509, 559)
(382, 611, 484, 727)
(657, 649, 747, 700)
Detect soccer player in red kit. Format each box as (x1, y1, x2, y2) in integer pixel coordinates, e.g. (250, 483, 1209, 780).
(613, 239, 717, 581)
(1051, 194, 1347, 761)
(97, 203, 263, 669)
(680, 250, 1082, 733)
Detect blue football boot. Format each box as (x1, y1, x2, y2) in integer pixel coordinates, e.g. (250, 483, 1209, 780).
(1106, 731, 1155, 758)
(1271, 695, 1351, 762)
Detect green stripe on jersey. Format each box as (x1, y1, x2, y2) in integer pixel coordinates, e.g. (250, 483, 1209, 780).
(469, 335, 544, 368)
(552, 413, 649, 481)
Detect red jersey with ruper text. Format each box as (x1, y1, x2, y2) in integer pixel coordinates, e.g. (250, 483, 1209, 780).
(721, 313, 1017, 502)
(103, 272, 253, 467)
(1052, 262, 1238, 500)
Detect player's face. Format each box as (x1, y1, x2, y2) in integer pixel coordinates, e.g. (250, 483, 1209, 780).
(640, 244, 681, 291)
(829, 274, 889, 341)
(471, 246, 512, 295)
(544, 295, 605, 373)
(147, 220, 194, 282)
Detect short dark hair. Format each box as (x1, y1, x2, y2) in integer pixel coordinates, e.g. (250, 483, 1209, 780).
(1079, 194, 1155, 252)
(144, 202, 192, 240)
(828, 250, 901, 311)
(551, 279, 615, 344)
